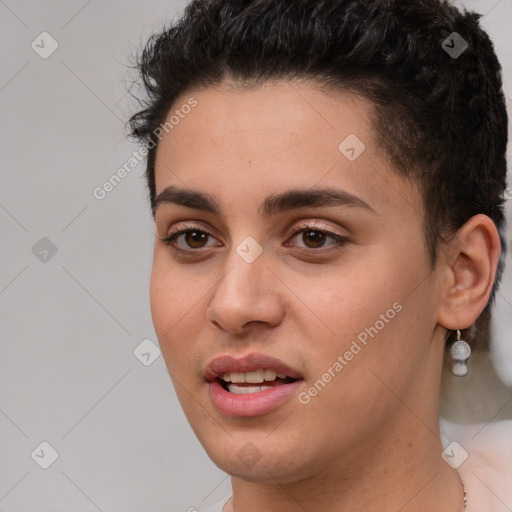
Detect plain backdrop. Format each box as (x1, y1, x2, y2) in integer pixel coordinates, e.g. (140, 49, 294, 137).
(0, 1, 511, 511)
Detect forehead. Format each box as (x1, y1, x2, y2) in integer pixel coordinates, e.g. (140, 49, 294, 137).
(156, 79, 372, 166)
(153, 80, 421, 221)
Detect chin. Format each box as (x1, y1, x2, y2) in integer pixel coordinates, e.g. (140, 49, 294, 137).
(201, 439, 314, 484)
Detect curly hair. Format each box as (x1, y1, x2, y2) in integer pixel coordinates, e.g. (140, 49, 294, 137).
(127, 0, 508, 348)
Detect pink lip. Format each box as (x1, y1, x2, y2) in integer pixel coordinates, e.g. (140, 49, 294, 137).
(205, 353, 303, 381)
(205, 353, 304, 417)
(208, 378, 304, 417)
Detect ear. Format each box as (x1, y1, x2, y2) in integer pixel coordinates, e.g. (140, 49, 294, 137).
(437, 214, 501, 331)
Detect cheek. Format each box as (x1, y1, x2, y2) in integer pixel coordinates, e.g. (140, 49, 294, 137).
(291, 250, 421, 390)
(296, 256, 402, 337)
(150, 251, 203, 327)
(149, 259, 204, 371)
(291, 266, 411, 437)
(150, 261, 177, 337)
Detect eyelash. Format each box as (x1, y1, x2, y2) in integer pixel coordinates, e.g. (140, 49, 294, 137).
(158, 222, 349, 256)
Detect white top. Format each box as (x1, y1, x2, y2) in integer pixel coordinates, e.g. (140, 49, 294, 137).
(440, 417, 512, 511)
(189, 417, 512, 512)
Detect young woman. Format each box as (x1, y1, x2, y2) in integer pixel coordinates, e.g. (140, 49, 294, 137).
(128, 0, 512, 510)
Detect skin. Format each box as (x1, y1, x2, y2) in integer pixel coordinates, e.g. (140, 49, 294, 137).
(149, 79, 500, 512)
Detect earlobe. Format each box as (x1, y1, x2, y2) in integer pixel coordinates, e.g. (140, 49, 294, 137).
(437, 214, 501, 331)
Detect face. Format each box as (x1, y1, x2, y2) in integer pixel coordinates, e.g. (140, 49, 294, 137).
(150, 80, 445, 483)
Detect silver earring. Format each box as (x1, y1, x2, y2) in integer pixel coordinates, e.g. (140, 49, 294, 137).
(450, 329, 471, 377)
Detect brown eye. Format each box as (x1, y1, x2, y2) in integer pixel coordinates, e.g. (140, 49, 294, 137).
(183, 230, 210, 248)
(302, 230, 327, 248)
(286, 226, 346, 251)
(160, 227, 218, 252)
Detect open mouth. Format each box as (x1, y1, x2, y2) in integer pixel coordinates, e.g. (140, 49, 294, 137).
(206, 360, 304, 416)
(216, 371, 298, 394)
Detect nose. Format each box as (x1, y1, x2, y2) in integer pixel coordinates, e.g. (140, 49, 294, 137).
(206, 245, 285, 335)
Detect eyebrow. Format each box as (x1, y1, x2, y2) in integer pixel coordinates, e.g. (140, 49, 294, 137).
(153, 185, 377, 217)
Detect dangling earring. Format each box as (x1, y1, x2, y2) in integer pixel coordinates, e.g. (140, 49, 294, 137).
(450, 329, 471, 377)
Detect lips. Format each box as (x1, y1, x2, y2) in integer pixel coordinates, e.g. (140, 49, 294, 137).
(204, 353, 305, 417)
(205, 353, 303, 382)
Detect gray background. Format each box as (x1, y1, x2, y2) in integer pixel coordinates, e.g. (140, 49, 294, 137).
(0, 0, 511, 511)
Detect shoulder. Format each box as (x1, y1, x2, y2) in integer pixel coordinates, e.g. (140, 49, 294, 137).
(440, 417, 512, 510)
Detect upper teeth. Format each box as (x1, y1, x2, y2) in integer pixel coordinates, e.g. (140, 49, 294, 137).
(221, 369, 287, 383)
